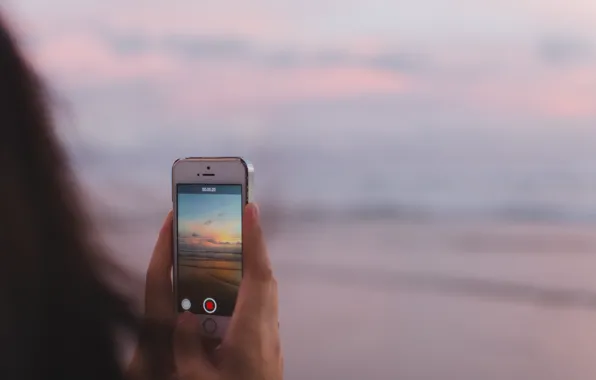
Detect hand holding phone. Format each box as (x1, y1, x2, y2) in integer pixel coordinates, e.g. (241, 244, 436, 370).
(173, 203, 283, 380)
(128, 202, 282, 380)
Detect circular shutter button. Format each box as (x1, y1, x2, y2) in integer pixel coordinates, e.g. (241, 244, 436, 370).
(202, 318, 217, 334)
(203, 298, 217, 314)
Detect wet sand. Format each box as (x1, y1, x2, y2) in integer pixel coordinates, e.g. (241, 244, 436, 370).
(105, 219, 596, 380)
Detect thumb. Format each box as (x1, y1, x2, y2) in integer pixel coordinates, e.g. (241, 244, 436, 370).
(173, 313, 216, 380)
(145, 210, 174, 322)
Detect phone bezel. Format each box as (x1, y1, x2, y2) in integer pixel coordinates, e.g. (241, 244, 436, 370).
(171, 157, 252, 338)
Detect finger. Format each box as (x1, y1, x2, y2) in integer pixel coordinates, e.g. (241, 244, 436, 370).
(242, 203, 272, 281)
(223, 204, 280, 364)
(145, 210, 175, 321)
(173, 313, 216, 380)
(201, 337, 222, 362)
(184, 338, 222, 367)
(230, 203, 278, 327)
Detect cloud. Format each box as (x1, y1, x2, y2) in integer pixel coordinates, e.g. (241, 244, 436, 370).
(161, 35, 253, 60)
(31, 26, 429, 80)
(204, 220, 213, 226)
(30, 33, 180, 84)
(99, 30, 430, 73)
(537, 35, 595, 65)
(200, 238, 241, 249)
(366, 52, 427, 72)
(104, 33, 254, 60)
(162, 64, 409, 115)
(28, 30, 415, 114)
(204, 239, 239, 246)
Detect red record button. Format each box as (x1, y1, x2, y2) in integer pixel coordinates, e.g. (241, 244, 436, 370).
(203, 298, 217, 314)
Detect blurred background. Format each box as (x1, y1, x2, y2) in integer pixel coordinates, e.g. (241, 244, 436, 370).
(7, 0, 596, 379)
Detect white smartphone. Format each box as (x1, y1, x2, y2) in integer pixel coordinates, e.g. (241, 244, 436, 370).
(172, 157, 253, 338)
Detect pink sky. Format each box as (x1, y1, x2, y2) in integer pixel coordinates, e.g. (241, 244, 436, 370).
(4, 0, 596, 145)
(27, 28, 596, 119)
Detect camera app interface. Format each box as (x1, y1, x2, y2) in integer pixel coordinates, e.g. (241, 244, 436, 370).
(176, 184, 242, 316)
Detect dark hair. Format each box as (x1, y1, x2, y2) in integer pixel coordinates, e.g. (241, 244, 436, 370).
(0, 13, 142, 380)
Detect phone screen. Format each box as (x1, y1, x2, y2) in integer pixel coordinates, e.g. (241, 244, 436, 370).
(176, 184, 243, 317)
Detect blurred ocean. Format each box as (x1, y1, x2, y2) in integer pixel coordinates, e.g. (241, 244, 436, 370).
(71, 125, 596, 225)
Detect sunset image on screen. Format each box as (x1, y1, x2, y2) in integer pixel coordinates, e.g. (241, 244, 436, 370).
(177, 185, 242, 316)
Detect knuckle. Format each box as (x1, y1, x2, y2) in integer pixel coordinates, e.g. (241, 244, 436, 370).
(251, 265, 274, 283)
(262, 266, 275, 282)
(270, 274, 278, 289)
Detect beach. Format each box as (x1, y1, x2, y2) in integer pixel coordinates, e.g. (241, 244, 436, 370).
(104, 216, 596, 380)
